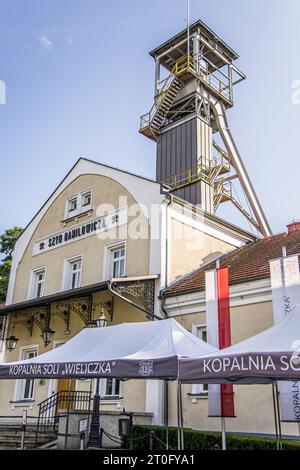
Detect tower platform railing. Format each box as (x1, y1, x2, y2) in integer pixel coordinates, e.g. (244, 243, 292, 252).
(159, 154, 231, 194)
(139, 53, 234, 139)
(171, 53, 232, 102)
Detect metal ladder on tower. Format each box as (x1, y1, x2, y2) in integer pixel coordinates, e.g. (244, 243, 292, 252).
(140, 74, 182, 140)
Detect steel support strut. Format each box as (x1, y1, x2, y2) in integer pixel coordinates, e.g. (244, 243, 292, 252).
(210, 98, 272, 237)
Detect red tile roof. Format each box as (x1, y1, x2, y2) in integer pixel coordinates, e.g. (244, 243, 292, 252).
(163, 229, 300, 297)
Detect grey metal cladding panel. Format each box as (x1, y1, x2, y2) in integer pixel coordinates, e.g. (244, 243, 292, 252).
(177, 124, 183, 199)
(174, 126, 178, 176)
(178, 125, 183, 174)
(166, 130, 172, 178)
(189, 120, 196, 202)
(184, 120, 194, 203)
(160, 133, 165, 181)
(157, 132, 168, 182)
(180, 122, 187, 201)
(169, 128, 175, 176)
(156, 118, 202, 204)
(180, 124, 187, 201)
(192, 120, 201, 205)
(156, 136, 162, 181)
(191, 119, 197, 166)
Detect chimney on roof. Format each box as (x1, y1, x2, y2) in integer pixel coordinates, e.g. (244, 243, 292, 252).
(287, 221, 300, 234)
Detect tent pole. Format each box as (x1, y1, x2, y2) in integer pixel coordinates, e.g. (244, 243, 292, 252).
(272, 382, 280, 450)
(221, 417, 227, 450)
(176, 379, 181, 450)
(164, 380, 169, 450)
(86, 378, 93, 438)
(64, 378, 72, 450)
(275, 382, 283, 450)
(179, 381, 184, 450)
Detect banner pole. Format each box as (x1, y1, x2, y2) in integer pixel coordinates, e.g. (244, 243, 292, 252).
(270, 248, 300, 424)
(217, 259, 228, 451)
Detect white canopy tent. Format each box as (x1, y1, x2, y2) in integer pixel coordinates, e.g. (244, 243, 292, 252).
(0, 318, 216, 380)
(179, 306, 300, 384)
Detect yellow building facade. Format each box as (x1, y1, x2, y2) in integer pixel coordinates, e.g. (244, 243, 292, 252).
(0, 157, 252, 430)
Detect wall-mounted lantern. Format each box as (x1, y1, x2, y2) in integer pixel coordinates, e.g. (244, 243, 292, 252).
(6, 324, 19, 351)
(6, 334, 19, 351)
(95, 309, 108, 328)
(42, 328, 55, 347)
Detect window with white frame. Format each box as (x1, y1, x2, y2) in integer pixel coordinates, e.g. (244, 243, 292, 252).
(65, 257, 82, 290)
(192, 324, 208, 394)
(65, 190, 92, 219)
(101, 378, 121, 399)
(16, 348, 37, 401)
(109, 245, 126, 279)
(81, 190, 91, 209)
(68, 196, 78, 215)
(30, 268, 45, 299)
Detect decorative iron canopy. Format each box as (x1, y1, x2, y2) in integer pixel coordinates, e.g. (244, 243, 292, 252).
(53, 295, 114, 326)
(109, 277, 158, 320)
(0, 315, 6, 342)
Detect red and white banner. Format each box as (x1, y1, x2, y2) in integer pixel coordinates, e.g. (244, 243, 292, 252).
(270, 254, 300, 422)
(205, 267, 235, 417)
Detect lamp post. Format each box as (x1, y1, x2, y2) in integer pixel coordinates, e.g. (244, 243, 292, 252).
(87, 309, 107, 448)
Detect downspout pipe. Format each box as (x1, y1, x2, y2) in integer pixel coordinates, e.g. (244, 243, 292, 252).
(160, 293, 169, 319)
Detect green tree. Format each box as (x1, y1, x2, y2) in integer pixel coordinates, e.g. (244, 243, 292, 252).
(0, 227, 23, 303)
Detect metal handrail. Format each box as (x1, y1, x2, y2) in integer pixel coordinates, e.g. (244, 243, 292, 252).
(140, 53, 232, 133)
(172, 54, 231, 101)
(140, 72, 180, 130)
(210, 155, 231, 183)
(160, 157, 212, 191)
(37, 390, 92, 436)
(213, 179, 232, 211)
(172, 54, 195, 75)
(160, 154, 232, 193)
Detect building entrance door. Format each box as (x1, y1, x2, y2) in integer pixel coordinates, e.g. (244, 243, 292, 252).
(55, 378, 76, 415)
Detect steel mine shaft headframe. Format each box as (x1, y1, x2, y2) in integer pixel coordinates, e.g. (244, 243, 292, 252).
(139, 20, 271, 237)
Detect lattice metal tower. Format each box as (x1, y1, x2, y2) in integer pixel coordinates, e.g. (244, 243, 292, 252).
(139, 20, 271, 237)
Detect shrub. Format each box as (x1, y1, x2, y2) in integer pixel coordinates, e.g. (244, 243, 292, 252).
(132, 425, 300, 450)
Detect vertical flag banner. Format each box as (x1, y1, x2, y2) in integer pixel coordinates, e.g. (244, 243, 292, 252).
(270, 254, 300, 421)
(206, 267, 235, 417)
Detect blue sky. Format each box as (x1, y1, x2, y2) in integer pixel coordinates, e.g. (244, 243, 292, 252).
(0, 0, 299, 237)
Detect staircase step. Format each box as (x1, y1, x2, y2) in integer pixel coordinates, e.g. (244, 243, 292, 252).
(0, 422, 58, 449)
(148, 75, 183, 130)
